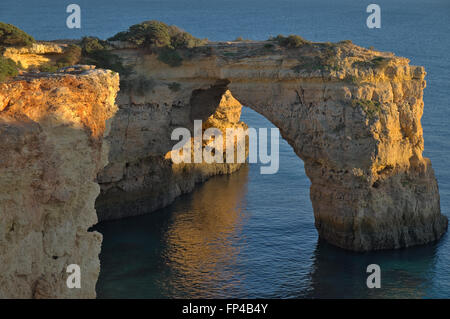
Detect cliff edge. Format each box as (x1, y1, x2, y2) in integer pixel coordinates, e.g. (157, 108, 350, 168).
(0, 66, 119, 298)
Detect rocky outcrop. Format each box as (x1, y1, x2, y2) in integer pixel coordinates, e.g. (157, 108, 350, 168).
(97, 40, 447, 251)
(3, 42, 66, 69)
(0, 66, 119, 298)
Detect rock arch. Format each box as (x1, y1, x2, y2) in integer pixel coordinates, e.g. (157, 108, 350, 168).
(97, 41, 447, 251)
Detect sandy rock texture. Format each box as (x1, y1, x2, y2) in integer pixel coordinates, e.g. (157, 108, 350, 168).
(3, 42, 66, 69)
(0, 67, 119, 298)
(97, 40, 447, 250)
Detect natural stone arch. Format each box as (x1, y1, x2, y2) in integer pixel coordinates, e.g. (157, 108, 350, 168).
(97, 41, 447, 251)
(225, 80, 445, 251)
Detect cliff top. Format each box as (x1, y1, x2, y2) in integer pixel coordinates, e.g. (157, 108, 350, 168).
(0, 20, 421, 85)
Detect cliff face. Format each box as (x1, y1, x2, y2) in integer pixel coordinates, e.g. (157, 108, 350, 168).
(97, 40, 447, 251)
(0, 66, 119, 298)
(96, 87, 247, 220)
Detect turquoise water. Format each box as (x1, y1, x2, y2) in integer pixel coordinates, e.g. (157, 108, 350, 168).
(2, 0, 449, 298)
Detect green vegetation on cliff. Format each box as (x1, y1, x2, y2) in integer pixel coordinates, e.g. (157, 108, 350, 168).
(0, 22, 32, 80)
(0, 56, 20, 81)
(79, 37, 130, 75)
(270, 34, 311, 48)
(108, 21, 207, 67)
(352, 56, 391, 70)
(39, 44, 82, 72)
(0, 22, 35, 47)
(352, 99, 382, 119)
(108, 20, 207, 49)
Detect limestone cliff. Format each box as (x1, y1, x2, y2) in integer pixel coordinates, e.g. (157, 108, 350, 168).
(3, 42, 66, 69)
(1, 35, 446, 284)
(96, 40, 447, 251)
(96, 88, 247, 220)
(0, 66, 119, 298)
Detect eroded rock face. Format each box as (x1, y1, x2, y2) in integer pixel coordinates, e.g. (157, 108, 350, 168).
(98, 41, 447, 251)
(96, 89, 247, 220)
(0, 67, 119, 298)
(3, 42, 66, 69)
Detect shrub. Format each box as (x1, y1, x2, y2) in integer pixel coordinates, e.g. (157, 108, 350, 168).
(109, 20, 172, 48)
(168, 25, 206, 49)
(82, 49, 131, 75)
(57, 44, 81, 65)
(157, 48, 183, 67)
(0, 22, 35, 47)
(272, 34, 310, 48)
(108, 20, 206, 50)
(78, 37, 131, 75)
(0, 56, 19, 81)
(80, 36, 109, 54)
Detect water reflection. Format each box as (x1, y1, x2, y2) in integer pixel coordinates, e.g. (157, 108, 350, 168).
(95, 166, 250, 298)
(307, 239, 439, 299)
(160, 166, 250, 298)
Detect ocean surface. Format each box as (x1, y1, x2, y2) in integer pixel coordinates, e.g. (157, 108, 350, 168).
(2, 0, 449, 298)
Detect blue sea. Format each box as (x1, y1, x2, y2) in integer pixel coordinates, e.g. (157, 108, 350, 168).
(2, 0, 449, 298)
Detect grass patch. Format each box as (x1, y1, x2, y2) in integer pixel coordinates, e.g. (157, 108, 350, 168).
(352, 99, 382, 119)
(292, 47, 341, 73)
(270, 34, 311, 48)
(352, 56, 391, 70)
